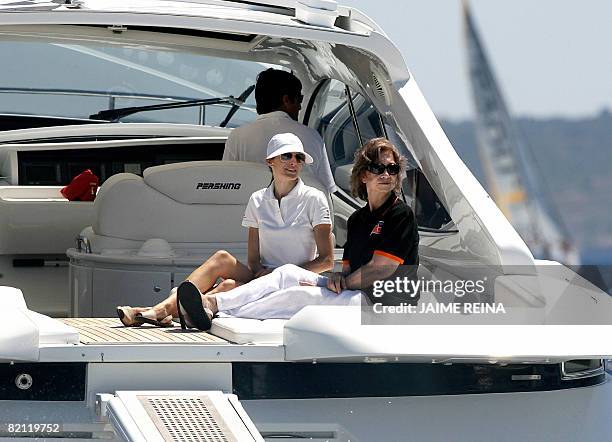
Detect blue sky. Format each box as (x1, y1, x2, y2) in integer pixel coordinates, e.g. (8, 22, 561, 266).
(342, 0, 612, 120)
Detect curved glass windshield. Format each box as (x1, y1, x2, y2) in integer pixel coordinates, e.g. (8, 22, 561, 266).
(0, 42, 275, 126)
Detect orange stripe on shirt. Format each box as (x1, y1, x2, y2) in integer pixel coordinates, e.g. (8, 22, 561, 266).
(373, 250, 404, 264)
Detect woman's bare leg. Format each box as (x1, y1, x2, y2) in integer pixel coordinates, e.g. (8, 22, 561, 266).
(148, 251, 251, 319)
(200, 278, 242, 314)
(207, 278, 242, 296)
(187, 250, 252, 292)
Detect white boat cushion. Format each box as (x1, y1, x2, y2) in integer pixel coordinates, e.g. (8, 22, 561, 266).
(209, 317, 286, 344)
(93, 161, 330, 244)
(93, 162, 269, 243)
(143, 161, 270, 205)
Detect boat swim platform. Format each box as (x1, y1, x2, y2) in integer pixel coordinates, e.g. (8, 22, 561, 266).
(38, 318, 286, 364)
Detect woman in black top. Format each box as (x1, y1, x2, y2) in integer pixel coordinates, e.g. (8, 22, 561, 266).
(327, 137, 419, 305)
(177, 138, 419, 329)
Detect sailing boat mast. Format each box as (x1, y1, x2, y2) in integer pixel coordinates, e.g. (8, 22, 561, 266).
(462, 0, 579, 264)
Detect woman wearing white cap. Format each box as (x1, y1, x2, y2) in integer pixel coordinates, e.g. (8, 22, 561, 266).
(176, 137, 419, 331)
(117, 132, 334, 327)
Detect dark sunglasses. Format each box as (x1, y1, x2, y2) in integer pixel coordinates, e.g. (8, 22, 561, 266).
(280, 152, 306, 163)
(367, 162, 400, 175)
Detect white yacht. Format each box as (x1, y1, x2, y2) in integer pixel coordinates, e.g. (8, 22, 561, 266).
(0, 1, 610, 440)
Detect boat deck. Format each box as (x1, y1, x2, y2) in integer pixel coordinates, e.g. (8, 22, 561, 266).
(36, 318, 286, 364)
(60, 318, 225, 345)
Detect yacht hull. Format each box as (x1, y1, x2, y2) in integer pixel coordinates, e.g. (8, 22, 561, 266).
(0, 371, 609, 441)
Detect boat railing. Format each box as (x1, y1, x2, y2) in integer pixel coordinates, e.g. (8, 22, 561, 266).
(0, 87, 256, 125)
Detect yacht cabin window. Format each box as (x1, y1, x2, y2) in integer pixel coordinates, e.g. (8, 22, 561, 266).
(307, 79, 454, 233)
(0, 42, 286, 185)
(0, 42, 273, 127)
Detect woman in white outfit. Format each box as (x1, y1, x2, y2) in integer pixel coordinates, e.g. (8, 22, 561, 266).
(117, 132, 334, 327)
(178, 137, 419, 330)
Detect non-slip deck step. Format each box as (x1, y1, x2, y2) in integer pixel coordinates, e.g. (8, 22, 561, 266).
(61, 318, 225, 344)
(107, 391, 264, 441)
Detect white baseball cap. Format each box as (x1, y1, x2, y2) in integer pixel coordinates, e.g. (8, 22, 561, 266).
(266, 133, 314, 164)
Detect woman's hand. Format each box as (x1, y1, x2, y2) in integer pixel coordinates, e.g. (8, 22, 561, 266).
(326, 272, 346, 294)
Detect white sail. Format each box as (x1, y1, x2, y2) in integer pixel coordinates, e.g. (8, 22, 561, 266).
(462, 1, 580, 265)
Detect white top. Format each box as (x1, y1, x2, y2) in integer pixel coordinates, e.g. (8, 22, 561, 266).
(223, 111, 337, 193)
(242, 179, 331, 267)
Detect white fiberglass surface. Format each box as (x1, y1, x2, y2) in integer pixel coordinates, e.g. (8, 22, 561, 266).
(283, 306, 612, 362)
(0, 42, 270, 126)
(243, 381, 612, 442)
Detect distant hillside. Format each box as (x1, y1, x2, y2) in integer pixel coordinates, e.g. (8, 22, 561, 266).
(440, 109, 612, 251)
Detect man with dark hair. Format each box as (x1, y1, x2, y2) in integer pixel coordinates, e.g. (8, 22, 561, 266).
(253, 69, 302, 116)
(222, 68, 336, 193)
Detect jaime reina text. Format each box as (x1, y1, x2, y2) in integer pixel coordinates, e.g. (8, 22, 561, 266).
(372, 302, 507, 315)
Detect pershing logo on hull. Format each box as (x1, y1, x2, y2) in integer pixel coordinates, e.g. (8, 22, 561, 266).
(196, 182, 242, 190)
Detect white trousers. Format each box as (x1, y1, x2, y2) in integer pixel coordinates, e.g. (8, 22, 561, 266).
(215, 264, 363, 319)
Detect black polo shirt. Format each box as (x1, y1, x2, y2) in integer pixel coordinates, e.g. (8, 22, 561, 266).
(342, 193, 419, 304)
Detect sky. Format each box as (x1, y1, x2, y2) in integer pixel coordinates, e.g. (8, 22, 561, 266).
(341, 0, 612, 121)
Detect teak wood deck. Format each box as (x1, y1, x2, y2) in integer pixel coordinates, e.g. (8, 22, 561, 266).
(61, 318, 226, 345)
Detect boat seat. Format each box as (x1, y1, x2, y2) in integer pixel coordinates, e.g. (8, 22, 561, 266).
(92, 161, 269, 246)
(90, 160, 331, 249)
(209, 317, 286, 344)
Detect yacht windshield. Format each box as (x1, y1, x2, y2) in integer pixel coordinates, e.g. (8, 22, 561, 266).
(89, 85, 255, 125)
(0, 42, 272, 127)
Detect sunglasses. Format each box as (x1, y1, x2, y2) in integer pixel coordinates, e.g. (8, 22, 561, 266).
(367, 162, 400, 175)
(280, 152, 306, 163)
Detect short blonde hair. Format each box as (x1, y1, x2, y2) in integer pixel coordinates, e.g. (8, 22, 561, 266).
(350, 138, 407, 201)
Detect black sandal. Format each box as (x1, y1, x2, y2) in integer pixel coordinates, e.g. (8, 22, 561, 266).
(134, 312, 174, 328)
(177, 281, 213, 331)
